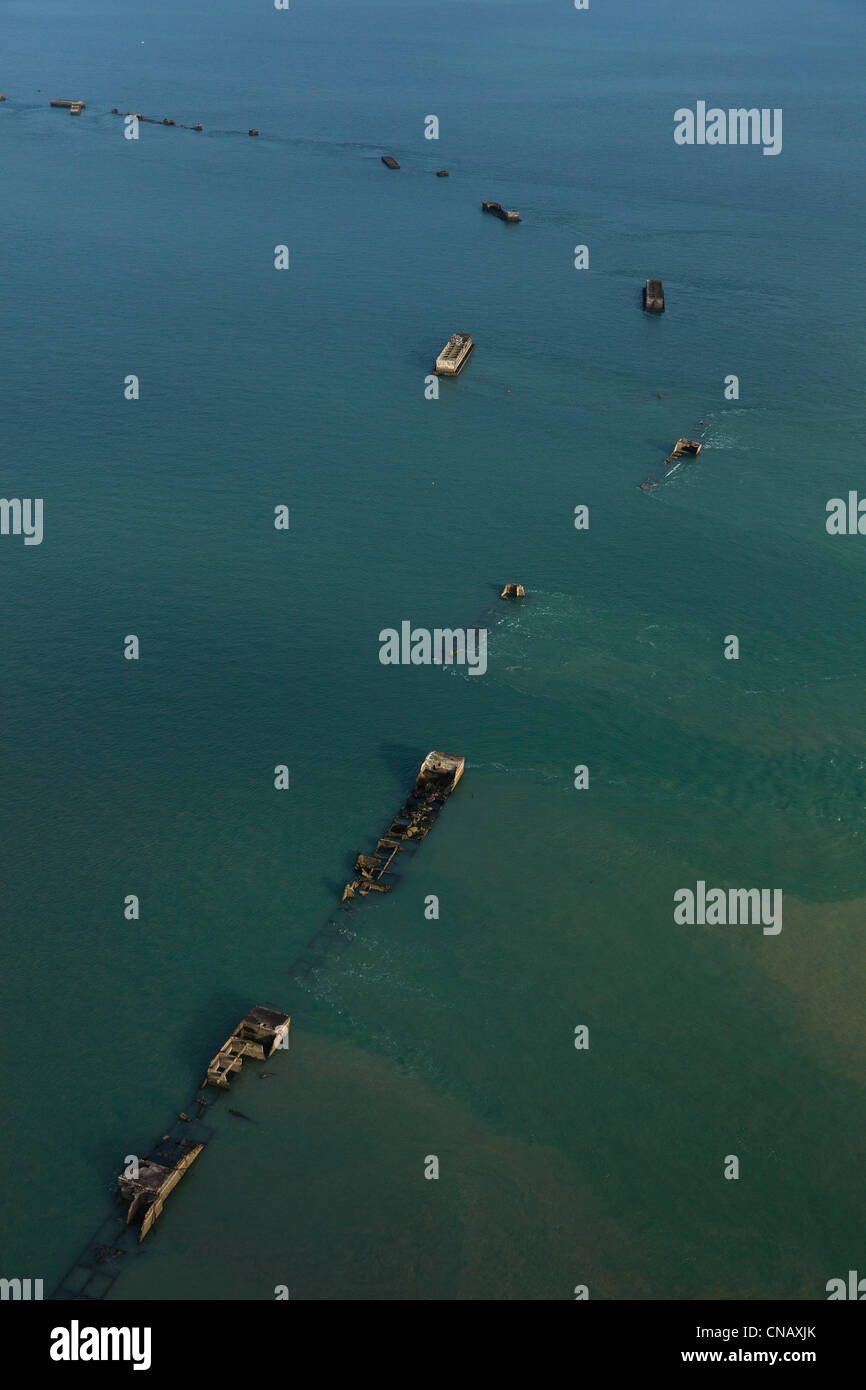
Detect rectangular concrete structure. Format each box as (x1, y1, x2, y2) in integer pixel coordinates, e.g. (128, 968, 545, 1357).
(204, 1006, 291, 1089)
(434, 333, 474, 376)
(643, 279, 665, 312)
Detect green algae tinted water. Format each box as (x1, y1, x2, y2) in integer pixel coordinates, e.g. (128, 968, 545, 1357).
(1, 0, 865, 1300)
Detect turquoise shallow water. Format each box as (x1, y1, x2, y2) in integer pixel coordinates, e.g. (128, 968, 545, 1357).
(1, 0, 865, 1299)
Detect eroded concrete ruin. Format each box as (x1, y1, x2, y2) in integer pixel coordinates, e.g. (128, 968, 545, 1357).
(204, 1005, 291, 1089)
(117, 1136, 204, 1243)
(639, 435, 705, 490)
(341, 751, 465, 904)
(482, 201, 520, 222)
(643, 279, 665, 312)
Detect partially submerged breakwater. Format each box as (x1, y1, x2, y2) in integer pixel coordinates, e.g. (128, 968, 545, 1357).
(50, 742, 475, 1297)
(341, 751, 465, 904)
(53, 697, 527, 1296)
(283, 584, 522, 989)
(116, 1135, 205, 1245)
(111, 109, 205, 132)
(50, 1007, 290, 1299)
(638, 426, 707, 491)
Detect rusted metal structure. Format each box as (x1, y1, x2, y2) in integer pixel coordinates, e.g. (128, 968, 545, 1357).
(381, 155, 400, 169)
